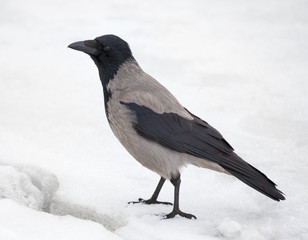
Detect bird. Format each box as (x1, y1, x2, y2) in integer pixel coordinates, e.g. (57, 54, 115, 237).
(68, 34, 285, 219)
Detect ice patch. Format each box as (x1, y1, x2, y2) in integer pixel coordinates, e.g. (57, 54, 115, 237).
(17, 165, 59, 212)
(50, 200, 127, 231)
(0, 164, 58, 211)
(217, 220, 242, 238)
(0, 165, 44, 210)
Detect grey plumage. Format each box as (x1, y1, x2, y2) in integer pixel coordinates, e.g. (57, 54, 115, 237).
(68, 34, 285, 219)
(106, 59, 227, 179)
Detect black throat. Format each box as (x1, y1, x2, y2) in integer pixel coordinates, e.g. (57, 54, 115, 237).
(91, 56, 132, 120)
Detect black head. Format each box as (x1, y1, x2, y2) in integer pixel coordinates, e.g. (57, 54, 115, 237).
(68, 34, 133, 83)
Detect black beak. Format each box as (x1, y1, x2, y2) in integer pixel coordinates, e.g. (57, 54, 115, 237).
(68, 40, 100, 56)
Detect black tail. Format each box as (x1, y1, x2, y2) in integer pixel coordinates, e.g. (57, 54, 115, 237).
(219, 154, 285, 201)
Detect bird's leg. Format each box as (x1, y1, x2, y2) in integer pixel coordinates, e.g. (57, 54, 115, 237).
(164, 175, 197, 219)
(129, 177, 172, 205)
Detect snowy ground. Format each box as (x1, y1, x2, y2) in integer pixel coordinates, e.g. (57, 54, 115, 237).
(1, 0, 308, 239)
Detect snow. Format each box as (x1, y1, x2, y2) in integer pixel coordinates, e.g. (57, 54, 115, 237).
(1, 0, 308, 239)
(0, 166, 44, 210)
(0, 199, 122, 240)
(218, 220, 242, 238)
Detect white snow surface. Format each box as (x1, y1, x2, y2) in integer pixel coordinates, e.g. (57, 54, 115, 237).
(1, 0, 308, 239)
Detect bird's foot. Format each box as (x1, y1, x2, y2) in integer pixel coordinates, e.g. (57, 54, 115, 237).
(163, 209, 197, 219)
(128, 198, 172, 205)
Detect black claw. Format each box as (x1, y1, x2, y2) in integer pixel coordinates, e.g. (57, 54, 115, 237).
(127, 198, 143, 204)
(128, 198, 172, 205)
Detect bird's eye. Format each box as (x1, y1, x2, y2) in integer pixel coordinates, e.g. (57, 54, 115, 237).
(103, 46, 110, 52)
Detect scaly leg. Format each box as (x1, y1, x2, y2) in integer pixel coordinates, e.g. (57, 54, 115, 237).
(129, 177, 172, 205)
(164, 175, 197, 219)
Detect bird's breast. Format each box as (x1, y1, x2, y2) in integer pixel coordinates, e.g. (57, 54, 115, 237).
(106, 96, 188, 179)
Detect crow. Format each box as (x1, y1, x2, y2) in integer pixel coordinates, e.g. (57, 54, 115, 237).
(68, 34, 285, 219)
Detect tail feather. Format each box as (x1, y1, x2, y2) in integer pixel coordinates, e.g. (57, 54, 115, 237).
(220, 154, 285, 201)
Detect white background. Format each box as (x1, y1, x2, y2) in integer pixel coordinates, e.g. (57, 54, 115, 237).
(0, 0, 307, 239)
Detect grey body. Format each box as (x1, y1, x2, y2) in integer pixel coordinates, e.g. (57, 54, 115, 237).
(107, 59, 225, 179)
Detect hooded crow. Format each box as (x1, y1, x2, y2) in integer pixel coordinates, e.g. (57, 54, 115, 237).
(68, 34, 285, 219)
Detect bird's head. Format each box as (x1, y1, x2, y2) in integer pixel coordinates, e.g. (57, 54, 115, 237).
(68, 34, 133, 83)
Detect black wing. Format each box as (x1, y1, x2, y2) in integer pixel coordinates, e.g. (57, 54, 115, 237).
(122, 102, 285, 201)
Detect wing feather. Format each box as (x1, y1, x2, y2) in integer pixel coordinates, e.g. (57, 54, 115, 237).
(121, 102, 285, 201)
